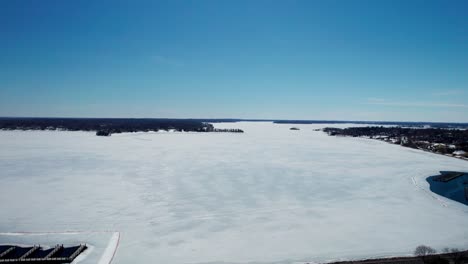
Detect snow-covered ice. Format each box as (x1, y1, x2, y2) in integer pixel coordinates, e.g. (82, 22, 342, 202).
(0, 122, 467, 264)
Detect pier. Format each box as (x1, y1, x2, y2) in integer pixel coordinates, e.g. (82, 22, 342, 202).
(434, 171, 467, 182)
(0, 244, 86, 263)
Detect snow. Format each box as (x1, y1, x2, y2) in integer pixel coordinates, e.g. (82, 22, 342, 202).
(98, 232, 120, 264)
(0, 122, 467, 264)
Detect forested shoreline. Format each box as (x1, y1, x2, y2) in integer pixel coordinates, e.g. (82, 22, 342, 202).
(0, 118, 244, 136)
(323, 126, 468, 158)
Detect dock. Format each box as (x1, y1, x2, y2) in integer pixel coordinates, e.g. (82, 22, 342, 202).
(0, 244, 86, 263)
(434, 171, 467, 182)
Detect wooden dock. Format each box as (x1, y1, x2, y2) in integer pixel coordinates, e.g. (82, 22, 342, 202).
(0, 244, 86, 263)
(434, 171, 467, 182)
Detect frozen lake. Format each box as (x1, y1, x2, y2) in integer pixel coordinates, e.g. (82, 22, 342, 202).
(0, 122, 467, 264)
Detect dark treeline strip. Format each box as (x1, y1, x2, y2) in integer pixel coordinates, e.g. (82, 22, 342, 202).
(323, 126, 468, 153)
(325, 249, 468, 264)
(0, 118, 218, 135)
(275, 120, 468, 128)
(193, 119, 468, 128)
(212, 128, 244, 133)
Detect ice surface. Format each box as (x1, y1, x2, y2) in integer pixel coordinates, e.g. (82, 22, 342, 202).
(0, 122, 467, 264)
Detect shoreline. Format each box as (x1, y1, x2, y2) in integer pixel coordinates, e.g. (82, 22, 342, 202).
(322, 250, 468, 264)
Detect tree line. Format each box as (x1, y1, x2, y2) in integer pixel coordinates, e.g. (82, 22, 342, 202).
(323, 126, 468, 153)
(0, 118, 213, 136)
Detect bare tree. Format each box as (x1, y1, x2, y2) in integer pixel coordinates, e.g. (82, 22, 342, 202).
(414, 245, 437, 256)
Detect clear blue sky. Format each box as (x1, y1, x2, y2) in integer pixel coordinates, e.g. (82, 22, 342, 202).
(1, 0, 467, 122)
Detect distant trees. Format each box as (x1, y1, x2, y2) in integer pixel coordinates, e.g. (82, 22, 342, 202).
(212, 128, 244, 133)
(412, 245, 468, 264)
(96, 130, 111, 136)
(443, 247, 459, 253)
(0, 118, 244, 136)
(414, 245, 448, 264)
(323, 126, 468, 154)
(414, 245, 437, 256)
(0, 118, 212, 133)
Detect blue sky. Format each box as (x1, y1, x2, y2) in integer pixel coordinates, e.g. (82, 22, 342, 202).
(1, 0, 467, 122)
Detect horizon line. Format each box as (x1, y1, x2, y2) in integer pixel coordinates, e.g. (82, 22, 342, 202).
(1, 116, 468, 125)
